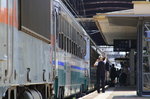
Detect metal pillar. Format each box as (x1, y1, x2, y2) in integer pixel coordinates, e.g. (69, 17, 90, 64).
(129, 49, 135, 86)
(137, 19, 143, 96)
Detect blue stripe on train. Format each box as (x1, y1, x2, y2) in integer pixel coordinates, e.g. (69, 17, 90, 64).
(54, 60, 87, 70)
(52, 61, 64, 66)
(71, 65, 86, 70)
(58, 61, 65, 66)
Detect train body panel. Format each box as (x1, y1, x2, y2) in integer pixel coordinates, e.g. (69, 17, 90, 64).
(0, 0, 54, 98)
(53, 0, 90, 98)
(13, 30, 52, 84)
(55, 50, 86, 97)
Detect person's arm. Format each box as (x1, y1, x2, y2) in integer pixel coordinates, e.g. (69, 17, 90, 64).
(94, 59, 99, 66)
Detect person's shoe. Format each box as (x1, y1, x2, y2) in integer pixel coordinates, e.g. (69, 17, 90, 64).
(97, 90, 100, 93)
(102, 90, 105, 93)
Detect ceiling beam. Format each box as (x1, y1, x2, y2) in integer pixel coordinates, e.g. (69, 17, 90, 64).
(79, 7, 130, 12)
(83, 1, 132, 5)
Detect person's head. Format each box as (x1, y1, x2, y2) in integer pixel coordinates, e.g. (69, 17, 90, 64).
(99, 56, 103, 61)
(103, 57, 106, 61)
(112, 64, 114, 67)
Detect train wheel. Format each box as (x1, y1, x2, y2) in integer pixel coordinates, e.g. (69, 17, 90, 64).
(22, 89, 42, 99)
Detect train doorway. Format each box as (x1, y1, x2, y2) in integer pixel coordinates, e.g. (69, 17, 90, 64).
(137, 21, 150, 96)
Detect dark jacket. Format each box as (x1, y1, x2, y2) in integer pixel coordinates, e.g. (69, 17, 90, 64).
(97, 61, 105, 77)
(110, 67, 116, 79)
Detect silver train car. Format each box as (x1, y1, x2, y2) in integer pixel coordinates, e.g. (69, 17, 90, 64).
(0, 0, 53, 99)
(0, 0, 105, 99)
(53, 0, 105, 98)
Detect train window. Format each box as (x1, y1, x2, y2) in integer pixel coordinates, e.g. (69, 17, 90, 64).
(20, 0, 50, 39)
(79, 47, 81, 58)
(83, 39, 86, 56)
(69, 40, 71, 53)
(76, 45, 78, 56)
(61, 34, 64, 49)
(75, 44, 77, 56)
(74, 44, 76, 56)
(77, 32, 79, 45)
(72, 42, 74, 54)
(74, 43, 76, 55)
(64, 36, 66, 51)
(81, 49, 84, 58)
(67, 38, 69, 52)
(58, 14, 61, 32)
(58, 33, 61, 48)
(72, 43, 74, 55)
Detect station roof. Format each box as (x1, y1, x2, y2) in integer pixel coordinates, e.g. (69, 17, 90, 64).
(62, 0, 134, 45)
(93, 1, 150, 45)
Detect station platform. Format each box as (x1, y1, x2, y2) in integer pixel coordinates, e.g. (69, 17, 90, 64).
(79, 86, 150, 99)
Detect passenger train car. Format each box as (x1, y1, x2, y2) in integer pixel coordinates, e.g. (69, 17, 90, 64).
(52, 0, 105, 98)
(0, 0, 105, 99)
(0, 0, 53, 99)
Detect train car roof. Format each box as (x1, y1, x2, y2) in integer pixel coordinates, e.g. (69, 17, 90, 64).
(54, 0, 104, 55)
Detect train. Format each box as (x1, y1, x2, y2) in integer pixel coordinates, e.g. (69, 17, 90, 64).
(0, 0, 106, 99)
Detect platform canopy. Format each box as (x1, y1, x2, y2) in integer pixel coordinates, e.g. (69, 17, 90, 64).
(93, 1, 150, 45)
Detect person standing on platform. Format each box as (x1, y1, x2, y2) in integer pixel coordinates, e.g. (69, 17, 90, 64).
(110, 64, 117, 87)
(94, 56, 106, 93)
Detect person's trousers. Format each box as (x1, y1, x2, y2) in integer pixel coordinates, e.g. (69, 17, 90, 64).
(110, 77, 115, 86)
(97, 76, 105, 93)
